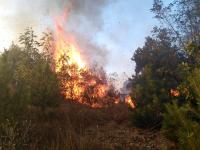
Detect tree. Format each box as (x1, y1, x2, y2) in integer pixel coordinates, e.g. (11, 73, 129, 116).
(151, 0, 200, 47)
(0, 29, 61, 121)
(130, 28, 182, 127)
(162, 69, 200, 149)
(130, 0, 200, 128)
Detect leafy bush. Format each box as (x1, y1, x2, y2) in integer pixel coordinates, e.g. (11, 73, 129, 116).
(162, 67, 200, 149)
(162, 102, 187, 141)
(130, 31, 181, 127)
(162, 102, 200, 150)
(131, 98, 162, 128)
(0, 29, 61, 122)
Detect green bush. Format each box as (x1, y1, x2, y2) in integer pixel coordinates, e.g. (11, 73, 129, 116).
(162, 102, 200, 149)
(162, 102, 187, 141)
(131, 98, 162, 128)
(162, 67, 200, 149)
(0, 29, 61, 122)
(130, 28, 182, 128)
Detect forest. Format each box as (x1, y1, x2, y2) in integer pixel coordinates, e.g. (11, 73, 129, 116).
(0, 0, 200, 149)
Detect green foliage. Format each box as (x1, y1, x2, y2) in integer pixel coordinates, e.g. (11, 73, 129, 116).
(0, 29, 61, 121)
(130, 29, 182, 127)
(162, 102, 188, 141)
(162, 44, 200, 149)
(152, 0, 200, 45)
(131, 0, 200, 133)
(185, 34, 200, 68)
(162, 101, 200, 149)
(132, 98, 162, 128)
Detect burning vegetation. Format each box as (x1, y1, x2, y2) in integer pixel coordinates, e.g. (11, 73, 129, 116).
(170, 89, 180, 97)
(49, 10, 135, 108)
(125, 95, 135, 109)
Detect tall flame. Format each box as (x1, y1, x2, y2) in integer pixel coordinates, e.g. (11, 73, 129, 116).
(51, 10, 124, 108)
(53, 10, 85, 72)
(52, 10, 113, 107)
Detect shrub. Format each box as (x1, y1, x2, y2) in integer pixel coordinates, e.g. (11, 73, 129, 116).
(162, 102, 200, 149)
(0, 30, 61, 122)
(162, 67, 200, 149)
(131, 99, 162, 128)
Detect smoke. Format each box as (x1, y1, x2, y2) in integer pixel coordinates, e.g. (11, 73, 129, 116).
(53, 0, 115, 66)
(67, 0, 108, 29)
(0, 0, 115, 65)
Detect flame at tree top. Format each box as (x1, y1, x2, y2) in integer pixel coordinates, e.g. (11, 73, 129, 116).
(53, 11, 85, 71)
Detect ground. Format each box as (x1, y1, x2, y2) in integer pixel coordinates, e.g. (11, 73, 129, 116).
(84, 122, 174, 150)
(62, 101, 176, 150)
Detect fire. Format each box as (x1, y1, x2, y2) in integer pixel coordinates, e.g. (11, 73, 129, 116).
(170, 89, 180, 97)
(54, 21, 85, 71)
(125, 95, 135, 108)
(94, 84, 108, 98)
(114, 98, 120, 104)
(51, 10, 118, 108)
(88, 79, 96, 86)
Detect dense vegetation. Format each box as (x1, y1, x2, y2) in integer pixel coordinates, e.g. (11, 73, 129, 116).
(0, 0, 199, 149)
(130, 0, 200, 149)
(0, 29, 121, 149)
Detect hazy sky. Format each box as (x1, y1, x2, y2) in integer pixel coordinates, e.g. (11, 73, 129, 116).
(0, 0, 171, 81)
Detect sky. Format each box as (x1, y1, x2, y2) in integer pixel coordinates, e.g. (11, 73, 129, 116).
(0, 0, 171, 84)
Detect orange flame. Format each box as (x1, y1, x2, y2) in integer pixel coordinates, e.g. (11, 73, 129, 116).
(52, 9, 87, 101)
(52, 9, 119, 108)
(54, 25, 85, 71)
(94, 84, 108, 98)
(114, 98, 120, 104)
(52, 8, 85, 72)
(170, 89, 180, 97)
(125, 95, 135, 108)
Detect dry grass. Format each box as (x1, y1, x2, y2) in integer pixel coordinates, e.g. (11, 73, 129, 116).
(0, 101, 131, 150)
(0, 101, 174, 150)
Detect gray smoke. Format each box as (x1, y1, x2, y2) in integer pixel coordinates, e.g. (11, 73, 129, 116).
(1, 0, 115, 66)
(54, 0, 115, 66)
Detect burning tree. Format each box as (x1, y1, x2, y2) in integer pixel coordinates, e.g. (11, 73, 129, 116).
(49, 12, 120, 108)
(39, 9, 135, 109)
(56, 53, 119, 108)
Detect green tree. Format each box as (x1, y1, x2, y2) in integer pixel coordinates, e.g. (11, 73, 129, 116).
(130, 29, 182, 127)
(162, 35, 200, 149)
(162, 69, 200, 149)
(152, 0, 200, 46)
(0, 29, 61, 121)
